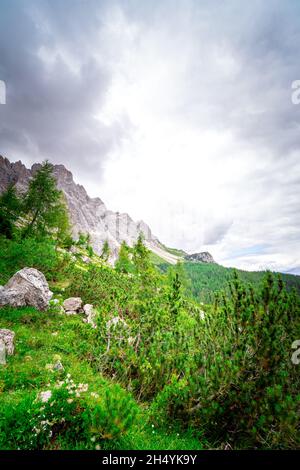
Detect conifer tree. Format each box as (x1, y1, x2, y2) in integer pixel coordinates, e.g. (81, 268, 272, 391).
(0, 185, 22, 239)
(22, 161, 71, 241)
(115, 241, 133, 273)
(168, 272, 183, 317)
(101, 239, 110, 262)
(132, 233, 152, 274)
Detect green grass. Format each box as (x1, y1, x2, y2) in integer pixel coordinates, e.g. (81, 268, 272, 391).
(149, 251, 171, 266)
(160, 244, 186, 258)
(0, 306, 205, 450)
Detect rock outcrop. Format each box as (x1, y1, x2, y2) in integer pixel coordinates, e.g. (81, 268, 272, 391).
(0, 329, 15, 355)
(0, 268, 53, 311)
(184, 251, 216, 264)
(62, 297, 83, 315)
(83, 304, 97, 328)
(0, 155, 178, 263)
(0, 156, 217, 266)
(61, 298, 97, 327)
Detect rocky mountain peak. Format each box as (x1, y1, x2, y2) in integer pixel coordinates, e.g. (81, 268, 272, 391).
(0, 155, 31, 192)
(184, 252, 216, 264)
(0, 156, 179, 264)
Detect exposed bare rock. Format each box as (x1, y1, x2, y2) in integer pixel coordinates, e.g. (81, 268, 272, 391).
(0, 340, 6, 365)
(0, 268, 53, 311)
(63, 297, 82, 314)
(0, 329, 15, 355)
(83, 304, 97, 328)
(0, 155, 31, 193)
(0, 156, 182, 264)
(184, 252, 216, 264)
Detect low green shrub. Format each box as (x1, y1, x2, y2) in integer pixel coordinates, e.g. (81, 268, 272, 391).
(0, 237, 71, 284)
(150, 273, 300, 448)
(83, 384, 138, 440)
(0, 373, 138, 450)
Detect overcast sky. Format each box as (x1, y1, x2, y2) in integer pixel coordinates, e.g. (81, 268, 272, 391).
(1, 0, 300, 274)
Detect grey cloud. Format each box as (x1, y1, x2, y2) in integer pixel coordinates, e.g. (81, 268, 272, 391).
(140, 0, 300, 160)
(2, 0, 300, 171)
(202, 220, 233, 245)
(0, 0, 132, 181)
(0, 0, 300, 273)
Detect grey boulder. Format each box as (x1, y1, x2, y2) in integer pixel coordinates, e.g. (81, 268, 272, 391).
(0, 268, 52, 311)
(63, 297, 82, 314)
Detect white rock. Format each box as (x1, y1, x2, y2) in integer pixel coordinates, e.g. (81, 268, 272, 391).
(83, 304, 97, 328)
(0, 329, 15, 355)
(0, 340, 6, 365)
(0, 268, 52, 311)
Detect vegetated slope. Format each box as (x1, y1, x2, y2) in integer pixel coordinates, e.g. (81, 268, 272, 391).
(0, 306, 204, 451)
(0, 236, 299, 450)
(158, 261, 300, 303)
(0, 236, 206, 450)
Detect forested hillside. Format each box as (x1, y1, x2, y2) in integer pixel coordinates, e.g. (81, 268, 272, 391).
(158, 261, 300, 303)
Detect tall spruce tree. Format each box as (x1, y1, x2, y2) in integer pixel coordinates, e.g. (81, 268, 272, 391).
(132, 233, 152, 274)
(22, 161, 71, 241)
(0, 185, 22, 239)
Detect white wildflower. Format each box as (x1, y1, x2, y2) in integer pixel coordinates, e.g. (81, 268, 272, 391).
(39, 390, 52, 403)
(77, 383, 88, 393)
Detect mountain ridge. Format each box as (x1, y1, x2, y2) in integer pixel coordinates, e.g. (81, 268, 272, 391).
(0, 156, 184, 264)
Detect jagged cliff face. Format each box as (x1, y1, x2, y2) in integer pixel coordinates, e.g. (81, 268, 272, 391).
(184, 252, 216, 263)
(0, 156, 180, 264)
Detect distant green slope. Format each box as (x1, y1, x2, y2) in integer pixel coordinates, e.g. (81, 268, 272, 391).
(149, 250, 170, 266)
(158, 243, 187, 258)
(159, 261, 300, 303)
